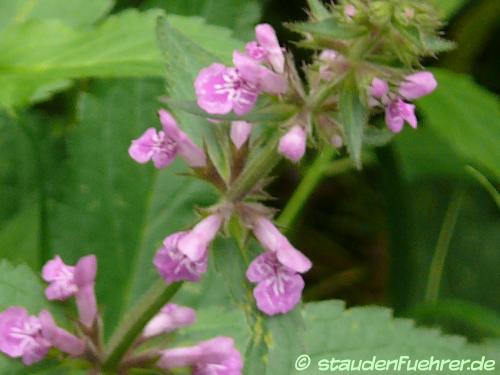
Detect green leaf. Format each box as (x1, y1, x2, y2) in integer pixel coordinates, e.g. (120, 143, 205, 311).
(417, 69, 500, 181)
(0, 260, 49, 313)
(0, 9, 164, 110)
(0, 9, 243, 110)
(301, 300, 500, 374)
(0, 206, 39, 269)
(306, 0, 331, 21)
(0, 0, 113, 31)
(143, 0, 261, 39)
(339, 78, 367, 169)
(47, 79, 217, 338)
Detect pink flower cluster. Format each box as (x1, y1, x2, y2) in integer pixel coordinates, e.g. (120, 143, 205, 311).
(143, 304, 243, 374)
(195, 24, 288, 117)
(0, 255, 97, 365)
(1, 255, 243, 373)
(154, 213, 312, 316)
(370, 72, 437, 133)
(194, 24, 311, 164)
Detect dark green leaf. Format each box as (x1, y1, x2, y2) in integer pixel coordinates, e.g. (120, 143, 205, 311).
(418, 69, 500, 181)
(339, 78, 367, 169)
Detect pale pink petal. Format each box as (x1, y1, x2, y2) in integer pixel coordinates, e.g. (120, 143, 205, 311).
(255, 23, 285, 73)
(230, 121, 253, 149)
(178, 215, 223, 261)
(278, 126, 307, 163)
(399, 71, 437, 100)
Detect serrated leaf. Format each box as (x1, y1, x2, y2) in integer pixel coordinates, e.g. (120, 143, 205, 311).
(339, 78, 367, 169)
(0, 9, 164, 110)
(301, 300, 500, 374)
(0, 9, 244, 110)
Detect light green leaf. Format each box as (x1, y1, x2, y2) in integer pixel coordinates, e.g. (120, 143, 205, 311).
(417, 69, 500, 181)
(0, 0, 113, 31)
(300, 300, 500, 374)
(0, 10, 243, 110)
(339, 78, 368, 169)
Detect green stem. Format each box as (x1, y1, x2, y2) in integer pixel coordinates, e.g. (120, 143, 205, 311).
(225, 132, 281, 202)
(103, 281, 182, 369)
(424, 188, 465, 304)
(278, 148, 335, 228)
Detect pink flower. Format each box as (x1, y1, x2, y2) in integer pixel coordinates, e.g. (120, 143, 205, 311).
(154, 232, 208, 283)
(42, 255, 98, 328)
(370, 78, 389, 99)
(399, 71, 437, 100)
(253, 23, 285, 74)
(252, 217, 311, 274)
(178, 214, 223, 262)
(319, 49, 338, 81)
(194, 63, 259, 116)
(278, 126, 307, 163)
(158, 336, 243, 375)
(246, 252, 305, 316)
(41, 255, 78, 300)
(385, 98, 417, 133)
(344, 4, 357, 19)
(38, 310, 85, 356)
(143, 304, 196, 338)
(0, 307, 51, 365)
(129, 109, 206, 169)
(230, 121, 252, 149)
(245, 41, 267, 62)
(233, 51, 288, 95)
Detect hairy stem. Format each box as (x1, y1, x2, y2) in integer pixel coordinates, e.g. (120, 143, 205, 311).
(103, 280, 182, 369)
(424, 188, 465, 303)
(225, 131, 281, 202)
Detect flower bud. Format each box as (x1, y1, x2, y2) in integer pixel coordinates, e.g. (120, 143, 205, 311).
(278, 126, 307, 163)
(399, 71, 437, 100)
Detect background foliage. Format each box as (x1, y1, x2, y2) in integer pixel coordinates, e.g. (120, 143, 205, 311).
(0, 0, 498, 373)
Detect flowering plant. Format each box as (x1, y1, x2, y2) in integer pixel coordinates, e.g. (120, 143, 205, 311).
(0, 0, 498, 374)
